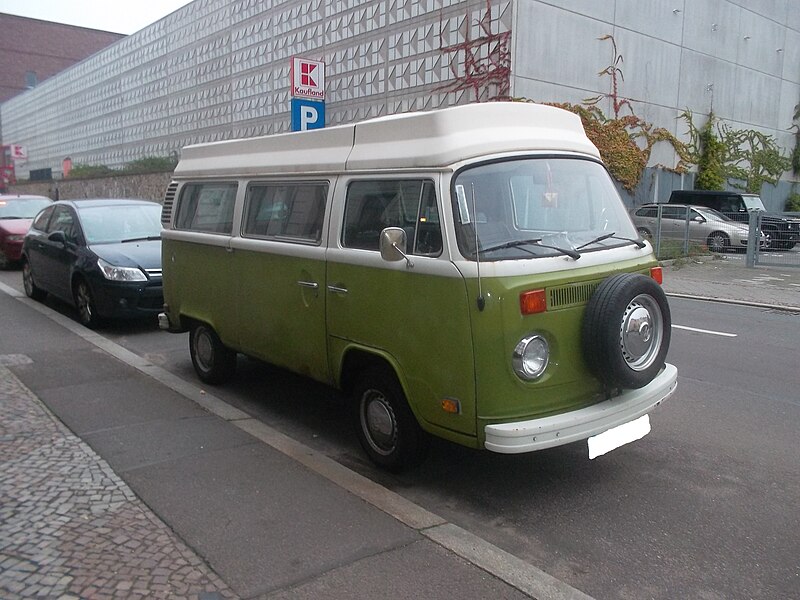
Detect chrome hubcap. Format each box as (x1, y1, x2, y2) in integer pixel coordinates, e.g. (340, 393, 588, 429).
(362, 391, 397, 455)
(620, 294, 663, 371)
(194, 330, 214, 371)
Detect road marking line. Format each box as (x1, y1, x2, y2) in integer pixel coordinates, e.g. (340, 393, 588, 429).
(672, 324, 737, 337)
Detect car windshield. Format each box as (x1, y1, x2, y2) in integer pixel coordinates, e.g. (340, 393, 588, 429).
(451, 157, 639, 260)
(78, 203, 163, 244)
(700, 208, 731, 221)
(0, 198, 51, 219)
(742, 196, 766, 211)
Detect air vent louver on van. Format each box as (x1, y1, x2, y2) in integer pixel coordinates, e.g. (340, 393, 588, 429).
(161, 182, 179, 226)
(548, 281, 600, 309)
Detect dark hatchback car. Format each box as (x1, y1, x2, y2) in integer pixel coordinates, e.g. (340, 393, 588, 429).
(21, 199, 163, 328)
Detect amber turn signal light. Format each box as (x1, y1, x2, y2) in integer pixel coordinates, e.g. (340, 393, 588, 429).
(520, 289, 547, 315)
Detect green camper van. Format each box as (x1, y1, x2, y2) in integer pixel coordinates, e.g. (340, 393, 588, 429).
(159, 102, 677, 470)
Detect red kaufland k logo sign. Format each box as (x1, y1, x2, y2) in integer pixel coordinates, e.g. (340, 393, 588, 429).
(291, 57, 325, 100)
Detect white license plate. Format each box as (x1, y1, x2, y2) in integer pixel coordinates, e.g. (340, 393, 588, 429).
(588, 414, 651, 459)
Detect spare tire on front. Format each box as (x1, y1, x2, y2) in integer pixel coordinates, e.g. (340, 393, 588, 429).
(582, 273, 671, 390)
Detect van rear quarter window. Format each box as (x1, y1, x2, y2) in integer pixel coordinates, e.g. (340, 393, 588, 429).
(176, 183, 238, 233)
(342, 179, 441, 255)
(243, 182, 327, 242)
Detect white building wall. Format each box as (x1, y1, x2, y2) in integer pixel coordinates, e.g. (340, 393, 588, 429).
(511, 0, 799, 172)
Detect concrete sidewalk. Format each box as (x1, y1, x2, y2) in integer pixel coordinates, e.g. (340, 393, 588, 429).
(661, 255, 800, 312)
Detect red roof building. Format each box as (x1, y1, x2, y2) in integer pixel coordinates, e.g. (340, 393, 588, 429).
(0, 13, 124, 104)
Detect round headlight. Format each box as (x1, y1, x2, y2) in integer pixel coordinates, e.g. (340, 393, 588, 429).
(512, 334, 550, 381)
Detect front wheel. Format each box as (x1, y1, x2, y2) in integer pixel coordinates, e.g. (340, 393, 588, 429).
(74, 279, 103, 329)
(189, 323, 237, 384)
(707, 231, 730, 253)
(352, 366, 429, 472)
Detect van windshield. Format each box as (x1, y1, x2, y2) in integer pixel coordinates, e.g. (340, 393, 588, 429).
(452, 157, 639, 260)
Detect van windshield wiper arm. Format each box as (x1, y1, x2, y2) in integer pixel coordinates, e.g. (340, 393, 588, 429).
(120, 235, 161, 243)
(575, 232, 646, 251)
(479, 238, 580, 260)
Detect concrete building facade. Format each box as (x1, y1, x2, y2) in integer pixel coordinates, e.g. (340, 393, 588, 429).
(1, 0, 798, 203)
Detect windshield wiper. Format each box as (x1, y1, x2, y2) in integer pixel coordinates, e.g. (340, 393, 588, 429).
(575, 232, 646, 251)
(479, 238, 580, 260)
(120, 235, 161, 243)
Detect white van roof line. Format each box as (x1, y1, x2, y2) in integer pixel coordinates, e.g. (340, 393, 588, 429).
(173, 102, 600, 178)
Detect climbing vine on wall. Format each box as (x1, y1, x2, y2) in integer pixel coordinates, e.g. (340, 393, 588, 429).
(438, 0, 511, 101)
(681, 110, 726, 191)
(547, 35, 690, 192)
(682, 110, 792, 194)
(791, 101, 800, 176)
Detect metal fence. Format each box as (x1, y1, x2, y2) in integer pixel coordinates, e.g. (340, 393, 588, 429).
(630, 206, 800, 268)
(749, 212, 800, 269)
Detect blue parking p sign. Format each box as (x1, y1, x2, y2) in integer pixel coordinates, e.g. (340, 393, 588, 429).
(291, 98, 325, 131)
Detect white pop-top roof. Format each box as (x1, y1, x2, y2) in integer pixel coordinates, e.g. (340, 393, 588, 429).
(173, 102, 600, 178)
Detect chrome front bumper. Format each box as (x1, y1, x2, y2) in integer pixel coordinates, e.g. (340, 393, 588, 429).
(484, 363, 678, 454)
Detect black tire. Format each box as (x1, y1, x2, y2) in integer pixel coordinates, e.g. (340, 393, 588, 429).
(352, 365, 429, 472)
(22, 259, 47, 301)
(73, 278, 103, 329)
(189, 322, 237, 384)
(706, 231, 729, 253)
(582, 273, 671, 390)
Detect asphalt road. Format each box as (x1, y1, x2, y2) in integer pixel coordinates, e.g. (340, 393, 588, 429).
(1, 268, 798, 600)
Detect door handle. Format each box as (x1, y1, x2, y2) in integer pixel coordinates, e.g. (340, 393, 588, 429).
(297, 280, 319, 290)
(327, 285, 348, 294)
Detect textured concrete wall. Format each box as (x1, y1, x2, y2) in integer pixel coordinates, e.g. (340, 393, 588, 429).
(7, 172, 172, 204)
(511, 0, 800, 174)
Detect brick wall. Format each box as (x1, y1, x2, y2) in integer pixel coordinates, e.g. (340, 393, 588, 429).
(7, 172, 173, 204)
(0, 13, 124, 103)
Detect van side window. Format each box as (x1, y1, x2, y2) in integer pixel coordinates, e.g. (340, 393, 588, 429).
(175, 183, 237, 233)
(242, 182, 327, 242)
(342, 179, 442, 255)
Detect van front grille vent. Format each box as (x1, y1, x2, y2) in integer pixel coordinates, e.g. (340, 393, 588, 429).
(161, 182, 179, 226)
(548, 281, 600, 309)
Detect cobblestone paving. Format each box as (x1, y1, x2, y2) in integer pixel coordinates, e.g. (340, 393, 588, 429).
(0, 366, 238, 599)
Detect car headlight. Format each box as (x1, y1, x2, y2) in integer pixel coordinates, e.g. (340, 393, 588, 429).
(97, 258, 147, 282)
(512, 334, 550, 381)
(7, 234, 24, 242)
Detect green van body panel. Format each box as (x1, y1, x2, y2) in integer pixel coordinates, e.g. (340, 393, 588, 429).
(326, 258, 477, 437)
(234, 245, 329, 382)
(462, 257, 657, 444)
(162, 238, 239, 344)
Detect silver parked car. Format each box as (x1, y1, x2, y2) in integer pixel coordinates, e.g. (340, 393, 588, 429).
(630, 203, 764, 252)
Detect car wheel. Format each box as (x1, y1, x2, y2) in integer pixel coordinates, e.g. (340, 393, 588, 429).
(636, 227, 652, 241)
(189, 323, 237, 384)
(582, 273, 671, 390)
(73, 279, 103, 329)
(22, 259, 47, 301)
(352, 365, 429, 472)
(706, 231, 729, 253)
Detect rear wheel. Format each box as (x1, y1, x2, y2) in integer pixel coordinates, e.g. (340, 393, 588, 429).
(352, 366, 429, 472)
(707, 231, 730, 253)
(189, 323, 237, 384)
(22, 259, 46, 301)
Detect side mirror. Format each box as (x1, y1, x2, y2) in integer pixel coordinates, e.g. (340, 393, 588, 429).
(692, 216, 705, 223)
(379, 227, 414, 268)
